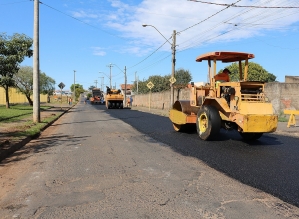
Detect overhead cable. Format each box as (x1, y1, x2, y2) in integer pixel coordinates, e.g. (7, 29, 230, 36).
(0, 0, 30, 5)
(127, 38, 171, 70)
(178, 0, 242, 34)
(39, 1, 125, 40)
(188, 0, 299, 8)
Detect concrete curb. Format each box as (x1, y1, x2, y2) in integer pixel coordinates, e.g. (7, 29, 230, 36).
(0, 105, 74, 162)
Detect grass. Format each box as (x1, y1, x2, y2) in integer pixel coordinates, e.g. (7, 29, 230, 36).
(0, 104, 64, 142)
(278, 112, 289, 122)
(13, 114, 61, 139)
(0, 104, 51, 123)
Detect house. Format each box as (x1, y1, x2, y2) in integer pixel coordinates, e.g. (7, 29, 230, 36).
(120, 84, 133, 95)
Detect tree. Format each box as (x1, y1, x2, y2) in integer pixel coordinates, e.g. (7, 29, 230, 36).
(148, 75, 170, 93)
(0, 33, 33, 108)
(174, 68, 192, 100)
(14, 66, 55, 105)
(70, 84, 84, 100)
(88, 85, 96, 91)
(132, 68, 192, 94)
(40, 72, 55, 103)
(131, 75, 169, 94)
(174, 68, 192, 89)
(220, 62, 276, 82)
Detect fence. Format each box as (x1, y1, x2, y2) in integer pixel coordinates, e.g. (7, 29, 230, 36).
(0, 87, 48, 105)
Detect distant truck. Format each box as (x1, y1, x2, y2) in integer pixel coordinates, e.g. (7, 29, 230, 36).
(90, 88, 104, 104)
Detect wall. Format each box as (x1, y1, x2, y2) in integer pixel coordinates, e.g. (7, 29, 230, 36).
(0, 87, 47, 105)
(265, 82, 299, 114)
(134, 88, 190, 111)
(285, 76, 299, 83)
(133, 82, 299, 114)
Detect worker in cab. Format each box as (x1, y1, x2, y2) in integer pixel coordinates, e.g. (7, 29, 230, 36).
(214, 68, 231, 82)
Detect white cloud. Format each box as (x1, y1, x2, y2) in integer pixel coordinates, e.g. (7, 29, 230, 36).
(72, 10, 98, 19)
(74, 0, 299, 56)
(103, 0, 299, 53)
(92, 47, 106, 56)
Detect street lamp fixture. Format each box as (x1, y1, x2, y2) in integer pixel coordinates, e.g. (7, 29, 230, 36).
(142, 24, 176, 107)
(142, 24, 172, 45)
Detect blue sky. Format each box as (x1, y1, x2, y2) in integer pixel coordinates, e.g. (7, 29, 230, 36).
(1, 0, 299, 91)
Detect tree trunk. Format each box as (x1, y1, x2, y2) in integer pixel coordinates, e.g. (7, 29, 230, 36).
(177, 89, 180, 101)
(25, 94, 33, 106)
(5, 86, 10, 109)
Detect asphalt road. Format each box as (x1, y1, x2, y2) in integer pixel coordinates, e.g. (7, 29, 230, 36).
(0, 100, 298, 218)
(105, 104, 299, 208)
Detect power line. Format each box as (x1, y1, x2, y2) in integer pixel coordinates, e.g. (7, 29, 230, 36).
(135, 54, 172, 75)
(0, 0, 30, 5)
(127, 38, 170, 69)
(113, 53, 172, 82)
(176, 0, 256, 50)
(129, 0, 298, 77)
(178, 0, 242, 34)
(39, 1, 125, 40)
(177, 0, 298, 52)
(188, 0, 299, 8)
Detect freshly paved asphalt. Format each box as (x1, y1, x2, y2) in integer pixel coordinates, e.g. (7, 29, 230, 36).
(100, 104, 299, 208)
(1, 100, 299, 218)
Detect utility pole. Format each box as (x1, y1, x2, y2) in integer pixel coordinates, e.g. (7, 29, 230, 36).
(133, 72, 139, 94)
(94, 80, 98, 88)
(106, 63, 113, 88)
(136, 72, 139, 94)
(124, 66, 127, 107)
(142, 24, 176, 107)
(170, 30, 176, 107)
(73, 70, 76, 104)
(33, 0, 40, 123)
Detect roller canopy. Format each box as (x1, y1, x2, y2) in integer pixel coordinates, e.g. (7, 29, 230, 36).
(195, 51, 254, 63)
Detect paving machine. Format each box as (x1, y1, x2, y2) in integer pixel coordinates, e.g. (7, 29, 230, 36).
(169, 51, 278, 141)
(105, 87, 124, 109)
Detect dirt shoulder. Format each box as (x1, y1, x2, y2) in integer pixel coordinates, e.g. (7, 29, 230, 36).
(0, 103, 72, 162)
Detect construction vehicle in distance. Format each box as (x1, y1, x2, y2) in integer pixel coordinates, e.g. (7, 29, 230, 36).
(90, 88, 104, 104)
(105, 86, 124, 109)
(169, 51, 278, 141)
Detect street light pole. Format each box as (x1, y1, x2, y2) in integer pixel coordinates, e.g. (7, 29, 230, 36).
(73, 70, 76, 104)
(106, 63, 113, 88)
(142, 24, 176, 107)
(99, 76, 104, 91)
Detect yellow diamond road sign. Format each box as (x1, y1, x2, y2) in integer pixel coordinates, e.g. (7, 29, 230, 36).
(147, 81, 154, 89)
(169, 76, 176, 84)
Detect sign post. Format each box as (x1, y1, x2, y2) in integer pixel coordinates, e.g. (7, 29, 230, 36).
(58, 82, 65, 110)
(169, 76, 176, 107)
(147, 81, 154, 111)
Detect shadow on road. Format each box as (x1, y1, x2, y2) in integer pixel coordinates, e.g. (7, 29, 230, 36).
(105, 107, 299, 208)
(0, 134, 88, 166)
